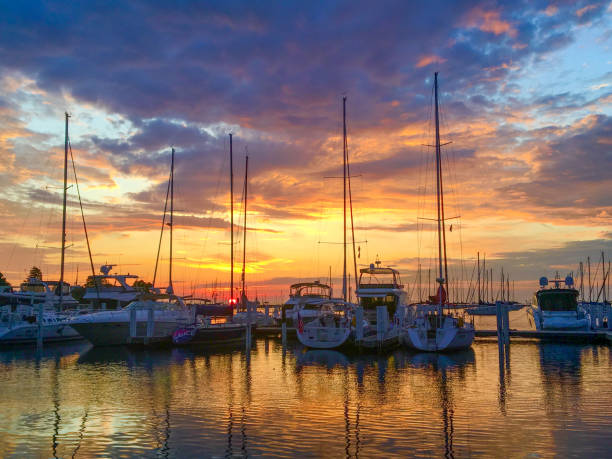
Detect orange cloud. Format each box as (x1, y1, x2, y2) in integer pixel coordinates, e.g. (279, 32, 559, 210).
(463, 7, 517, 37)
(576, 4, 597, 17)
(416, 55, 447, 68)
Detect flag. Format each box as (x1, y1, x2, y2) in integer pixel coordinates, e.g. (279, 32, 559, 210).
(297, 311, 304, 334)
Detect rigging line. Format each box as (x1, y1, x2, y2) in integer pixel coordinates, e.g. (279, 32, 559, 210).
(153, 162, 172, 288)
(68, 139, 99, 299)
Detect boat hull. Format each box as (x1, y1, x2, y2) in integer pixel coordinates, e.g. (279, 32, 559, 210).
(0, 323, 81, 345)
(402, 326, 475, 352)
(180, 324, 246, 346)
(297, 325, 351, 349)
(70, 321, 182, 346)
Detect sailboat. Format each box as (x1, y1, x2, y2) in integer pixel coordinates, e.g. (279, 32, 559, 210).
(296, 96, 356, 350)
(0, 113, 86, 345)
(402, 73, 475, 352)
(72, 148, 193, 346)
(173, 135, 246, 345)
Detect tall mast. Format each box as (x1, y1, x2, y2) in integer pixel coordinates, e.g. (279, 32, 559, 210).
(345, 96, 359, 295)
(342, 96, 347, 301)
(588, 256, 591, 302)
(241, 155, 249, 302)
(434, 72, 444, 308)
(59, 112, 69, 311)
(229, 134, 234, 304)
(477, 252, 481, 304)
(167, 147, 175, 294)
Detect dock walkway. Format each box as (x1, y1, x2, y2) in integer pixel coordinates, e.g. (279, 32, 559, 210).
(254, 326, 612, 344)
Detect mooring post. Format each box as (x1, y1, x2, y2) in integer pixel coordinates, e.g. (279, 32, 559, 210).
(281, 304, 287, 346)
(503, 302, 510, 345)
(146, 304, 154, 343)
(376, 306, 386, 347)
(37, 301, 44, 349)
(245, 300, 252, 349)
(496, 301, 503, 343)
(129, 307, 137, 342)
(355, 306, 364, 344)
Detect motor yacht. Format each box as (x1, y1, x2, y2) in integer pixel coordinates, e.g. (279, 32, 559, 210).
(0, 304, 80, 344)
(529, 274, 590, 330)
(70, 295, 193, 346)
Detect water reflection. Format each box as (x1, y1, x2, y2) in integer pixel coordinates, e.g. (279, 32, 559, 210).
(1, 340, 611, 457)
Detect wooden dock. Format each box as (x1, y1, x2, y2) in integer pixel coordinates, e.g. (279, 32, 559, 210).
(476, 329, 612, 343)
(254, 326, 612, 344)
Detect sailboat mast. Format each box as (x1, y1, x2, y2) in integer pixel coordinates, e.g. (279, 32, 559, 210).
(434, 72, 443, 307)
(59, 112, 69, 310)
(168, 147, 174, 294)
(229, 134, 234, 304)
(241, 155, 249, 300)
(345, 96, 359, 294)
(342, 96, 347, 302)
(477, 252, 481, 304)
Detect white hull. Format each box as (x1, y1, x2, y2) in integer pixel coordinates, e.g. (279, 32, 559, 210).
(297, 325, 351, 349)
(70, 308, 191, 346)
(71, 320, 184, 346)
(0, 323, 81, 344)
(531, 310, 590, 331)
(403, 325, 475, 352)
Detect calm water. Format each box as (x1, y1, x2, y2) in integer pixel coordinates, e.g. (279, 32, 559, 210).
(1, 335, 611, 458)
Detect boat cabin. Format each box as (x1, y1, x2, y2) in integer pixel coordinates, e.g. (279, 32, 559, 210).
(533, 275, 579, 312)
(288, 281, 332, 300)
(356, 261, 405, 316)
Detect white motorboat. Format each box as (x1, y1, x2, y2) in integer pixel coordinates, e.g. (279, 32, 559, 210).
(353, 260, 407, 350)
(296, 300, 353, 349)
(70, 295, 193, 346)
(282, 281, 333, 324)
(0, 304, 80, 345)
(81, 264, 140, 309)
(401, 73, 474, 353)
(529, 274, 590, 330)
(0, 278, 79, 309)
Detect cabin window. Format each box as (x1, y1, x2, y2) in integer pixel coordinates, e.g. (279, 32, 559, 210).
(539, 292, 577, 311)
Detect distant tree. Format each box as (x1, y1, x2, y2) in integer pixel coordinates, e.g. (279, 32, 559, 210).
(25, 266, 43, 282)
(0, 271, 10, 286)
(71, 285, 86, 302)
(133, 280, 153, 293)
(85, 276, 111, 288)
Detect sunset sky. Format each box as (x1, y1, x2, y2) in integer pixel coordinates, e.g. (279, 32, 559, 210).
(1, 1, 611, 302)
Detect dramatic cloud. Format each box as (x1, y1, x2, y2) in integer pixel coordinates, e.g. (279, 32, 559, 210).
(0, 0, 610, 296)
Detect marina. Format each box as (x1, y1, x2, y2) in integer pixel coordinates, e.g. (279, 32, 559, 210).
(1, 1, 612, 457)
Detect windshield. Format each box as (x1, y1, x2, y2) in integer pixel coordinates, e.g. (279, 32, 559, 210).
(537, 290, 577, 311)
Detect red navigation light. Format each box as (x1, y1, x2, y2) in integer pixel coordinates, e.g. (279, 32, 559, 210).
(228, 298, 238, 305)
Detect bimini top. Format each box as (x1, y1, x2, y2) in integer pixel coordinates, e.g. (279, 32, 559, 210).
(358, 260, 403, 290)
(289, 281, 331, 298)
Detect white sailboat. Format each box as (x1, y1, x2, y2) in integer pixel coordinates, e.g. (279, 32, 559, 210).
(402, 73, 475, 352)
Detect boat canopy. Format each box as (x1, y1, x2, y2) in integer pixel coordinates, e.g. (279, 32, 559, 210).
(289, 281, 331, 298)
(535, 289, 578, 312)
(358, 264, 403, 290)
